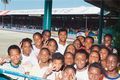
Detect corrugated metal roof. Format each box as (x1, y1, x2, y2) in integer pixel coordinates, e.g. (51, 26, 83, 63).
(0, 6, 100, 15)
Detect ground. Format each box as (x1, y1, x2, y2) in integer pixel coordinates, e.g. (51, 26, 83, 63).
(0, 30, 32, 57)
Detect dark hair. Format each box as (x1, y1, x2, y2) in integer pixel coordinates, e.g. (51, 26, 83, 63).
(47, 38, 58, 50)
(75, 49, 89, 59)
(91, 44, 100, 52)
(58, 28, 67, 35)
(33, 32, 42, 38)
(63, 65, 76, 74)
(85, 36, 94, 43)
(104, 34, 112, 40)
(100, 46, 110, 54)
(40, 48, 50, 55)
(64, 44, 76, 54)
(73, 39, 82, 46)
(42, 30, 51, 36)
(8, 45, 21, 55)
(89, 51, 100, 62)
(52, 52, 64, 63)
(88, 62, 102, 74)
(20, 38, 32, 48)
(107, 53, 118, 62)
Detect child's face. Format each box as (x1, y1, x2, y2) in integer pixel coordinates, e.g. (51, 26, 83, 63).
(66, 45, 75, 54)
(58, 31, 67, 42)
(38, 50, 49, 63)
(88, 67, 102, 80)
(104, 36, 112, 47)
(85, 38, 93, 50)
(100, 48, 108, 60)
(78, 36, 85, 43)
(22, 42, 32, 55)
(33, 35, 42, 46)
(64, 53, 74, 66)
(75, 53, 87, 69)
(43, 32, 51, 41)
(92, 46, 100, 52)
(52, 59, 63, 71)
(47, 41, 57, 55)
(9, 49, 21, 65)
(62, 68, 76, 80)
(89, 52, 99, 64)
(106, 55, 118, 71)
(73, 40, 81, 50)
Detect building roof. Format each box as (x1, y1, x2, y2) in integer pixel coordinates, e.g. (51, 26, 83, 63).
(0, 6, 100, 16)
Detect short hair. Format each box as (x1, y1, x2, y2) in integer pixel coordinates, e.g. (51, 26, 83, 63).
(47, 38, 58, 50)
(88, 62, 102, 74)
(20, 38, 32, 48)
(75, 49, 89, 59)
(33, 32, 42, 38)
(107, 53, 118, 62)
(58, 28, 67, 35)
(52, 52, 64, 63)
(42, 30, 51, 36)
(104, 34, 112, 40)
(91, 44, 100, 52)
(100, 46, 110, 54)
(8, 45, 21, 55)
(64, 52, 74, 60)
(40, 48, 50, 55)
(85, 36, 94, 43)
(63, 65, 76, 74)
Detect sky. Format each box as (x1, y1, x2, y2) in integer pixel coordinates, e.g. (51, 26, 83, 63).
(0, 0, 94, 10)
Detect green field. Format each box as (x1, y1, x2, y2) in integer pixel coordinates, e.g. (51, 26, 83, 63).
(0, 30, 32, 57)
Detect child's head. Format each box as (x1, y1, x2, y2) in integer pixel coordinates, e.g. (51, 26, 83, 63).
(64, 52, 74, 66)
(91, 44, 100, 52)
(89, 51, 100, 64)
(84, 36, 94, 50)
(75, 49, 88, 70)
(47, 38, 58, 55)
(104, 34, 112, 47)
(62, 65, 76, 80)
(42, 30, 51, 41)
(76, 36, 85, 45)
(52, 52, 64, 71)
(73, 39, 82, 50)
(33, 32, 43, 46)
(58, 29, 67, 42)
(106, 54, 118, 71)
(38, 48, 50, 63)
(8, 45, 21, 65)
(99, 46, 110, 61)
(65, 44, 76, 55)
(20, 38, 32, 55)
(88, 62, 103, 80)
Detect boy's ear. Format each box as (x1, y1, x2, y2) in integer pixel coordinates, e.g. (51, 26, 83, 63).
(86, 59, 88, 63)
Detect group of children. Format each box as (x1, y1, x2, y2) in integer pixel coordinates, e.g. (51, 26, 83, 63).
(0, 29, 120, 80)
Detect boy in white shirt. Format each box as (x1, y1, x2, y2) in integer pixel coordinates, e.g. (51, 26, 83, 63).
(75, 49, 89, 80)
(0, 45, 25, 80)
(43, 52, 64, 80)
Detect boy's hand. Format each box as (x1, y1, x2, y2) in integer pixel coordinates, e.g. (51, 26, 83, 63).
(43, 67, 54, 78)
